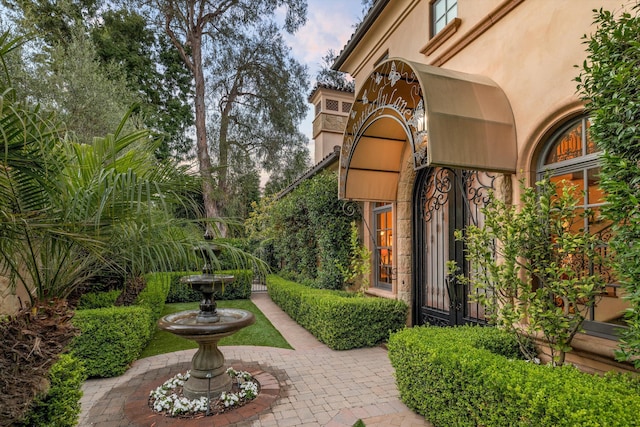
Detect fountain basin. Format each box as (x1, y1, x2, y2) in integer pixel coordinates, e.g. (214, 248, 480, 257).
(158, 308, 255, 336)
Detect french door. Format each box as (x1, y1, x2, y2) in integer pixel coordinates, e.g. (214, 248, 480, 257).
(413, 167, 495, 326)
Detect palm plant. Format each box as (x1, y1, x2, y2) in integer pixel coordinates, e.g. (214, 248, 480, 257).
(0, 31, 233, 306)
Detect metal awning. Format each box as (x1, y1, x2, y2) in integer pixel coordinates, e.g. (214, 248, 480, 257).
(339, 58, 516, 201)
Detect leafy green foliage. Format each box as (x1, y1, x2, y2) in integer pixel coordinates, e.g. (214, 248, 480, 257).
(17, 354, 87, 427)
(455, 178, 606, 365)
(576, 5, 640, 368)
(71, 305, 152, 377)
(338, 221, 371, 293)
(134, 274, 172, 330)
(164, 270, 254, 303)
(388, 326, 640, 427)
(247, 172, 359, 289)
(0, 31, 205, 304)
(267, 275, 407, 350)
(165, 273, 201, 303)
(77, 289, 122, 309)
(91, 9, 194, 159)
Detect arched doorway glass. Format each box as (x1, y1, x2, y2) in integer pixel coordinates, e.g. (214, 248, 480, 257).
(537, 114, 627, 338)
(413, 167, 495, 326)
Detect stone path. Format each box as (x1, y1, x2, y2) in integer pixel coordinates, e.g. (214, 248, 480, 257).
(79, 292, 431, 426)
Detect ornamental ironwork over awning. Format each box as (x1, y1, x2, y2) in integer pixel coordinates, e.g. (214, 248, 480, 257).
(339, 58, 516, 201)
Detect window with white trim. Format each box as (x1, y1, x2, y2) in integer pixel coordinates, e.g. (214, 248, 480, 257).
(432, 0, 457, 36)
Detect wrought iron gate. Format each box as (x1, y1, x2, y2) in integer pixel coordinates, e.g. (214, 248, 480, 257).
(413, 167, 496, 327)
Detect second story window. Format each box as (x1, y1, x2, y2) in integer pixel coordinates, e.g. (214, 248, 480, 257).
(432, 0, 457, 36)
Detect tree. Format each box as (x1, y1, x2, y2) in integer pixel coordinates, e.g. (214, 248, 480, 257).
(137, 0, 307, 235)
(576, 4, 640, 368)
(315, 49, 354, 91)
(207, 22, 309, 216)
(2, 10, 139, 145)
(3, 1, 194, 159)
(90, 9, 194, 159)
(1, 0, 101, 47)
(263, 142, 310, 195)
(455, 178, 606, 365)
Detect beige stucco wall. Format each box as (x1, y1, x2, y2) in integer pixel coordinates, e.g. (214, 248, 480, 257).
(0, 276, 30, 316)
(338, 0, 634, 369)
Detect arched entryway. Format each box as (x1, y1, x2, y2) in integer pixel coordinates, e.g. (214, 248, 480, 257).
(338, 58, 517, 324)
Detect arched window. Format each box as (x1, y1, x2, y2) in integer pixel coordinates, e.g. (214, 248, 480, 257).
(537, 115, 628, 338)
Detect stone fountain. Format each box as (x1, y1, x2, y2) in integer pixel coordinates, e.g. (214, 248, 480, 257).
(158, 237, 255, 400)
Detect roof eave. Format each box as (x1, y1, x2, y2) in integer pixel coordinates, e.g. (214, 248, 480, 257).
(332, 0, 391, 72)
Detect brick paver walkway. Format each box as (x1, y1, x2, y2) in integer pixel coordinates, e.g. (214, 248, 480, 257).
(79, 292, 431, 426)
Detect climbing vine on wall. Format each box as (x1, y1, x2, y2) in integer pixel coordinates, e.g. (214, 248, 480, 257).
(246, 171, 359, 289)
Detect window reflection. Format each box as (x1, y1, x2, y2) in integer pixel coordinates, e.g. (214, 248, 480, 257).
(539, 115, 628, 334)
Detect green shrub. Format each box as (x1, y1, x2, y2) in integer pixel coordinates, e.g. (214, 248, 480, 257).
(71, 306, 152, 378)
(165, 270, 253, 303)
(246, 172, 359, 289)
(267, 275, 407, 350)
(388, 326, 640, 427)
(136, 273, 172, 326)
(18, 354, 86, 427)
(77, 289, 121, 309)
(217, 269, 253, 300)
(165, 273, 201, 302)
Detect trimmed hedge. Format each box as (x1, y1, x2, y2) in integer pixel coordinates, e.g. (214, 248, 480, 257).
(71, 305, 152, 378)
(388, 326, 640, 427)
(76, 289, 121, 309)
(18, 354, 86, 427)
(71, 273, 171, 378)
(165, 269, 254, 302)
(267, 275, 407, 350)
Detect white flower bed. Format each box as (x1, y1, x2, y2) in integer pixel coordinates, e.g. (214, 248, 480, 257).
(149, 368, 259, 417)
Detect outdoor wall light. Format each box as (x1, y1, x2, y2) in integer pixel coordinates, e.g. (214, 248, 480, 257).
(410, 99, 429, 167)
(410, 99, 428, 142)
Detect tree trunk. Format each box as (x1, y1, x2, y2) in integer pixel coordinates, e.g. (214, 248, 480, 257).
(218, 97, 233, 215)
(192, 32, 224, 236)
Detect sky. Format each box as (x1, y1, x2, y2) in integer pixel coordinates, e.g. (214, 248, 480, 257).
(282, 0, 364, 158)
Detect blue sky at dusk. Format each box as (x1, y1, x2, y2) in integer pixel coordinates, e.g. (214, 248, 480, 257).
(283, 0, 363, 149)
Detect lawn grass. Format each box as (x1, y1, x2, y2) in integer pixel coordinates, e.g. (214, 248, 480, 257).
(139, 299, 292, 358)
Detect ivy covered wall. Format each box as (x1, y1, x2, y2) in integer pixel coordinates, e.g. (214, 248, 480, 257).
(247, 171, 360, 289)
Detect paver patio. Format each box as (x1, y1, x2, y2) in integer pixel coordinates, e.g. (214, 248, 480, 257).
(79, 292, 431, 426)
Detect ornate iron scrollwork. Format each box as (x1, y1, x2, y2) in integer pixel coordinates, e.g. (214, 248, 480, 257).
(342, 200, 360, 217)
(422, 313, 450, 327)
(420, 167, 453, 222)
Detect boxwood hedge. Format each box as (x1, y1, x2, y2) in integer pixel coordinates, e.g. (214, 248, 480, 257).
(71, 305, 152, 378)
(388, 326, 640, 427)
(165, 269, 254, 302)
(70, 273, 171, 378)
(267, 275, 407, 350)
(17, 354, 86, 427)
(76, 289, 121, 309)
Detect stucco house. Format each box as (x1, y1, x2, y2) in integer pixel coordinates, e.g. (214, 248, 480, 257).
(328, 0, 635, 373)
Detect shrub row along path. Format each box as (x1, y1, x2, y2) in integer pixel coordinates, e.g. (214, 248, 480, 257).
(79, 292, 431, 426)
